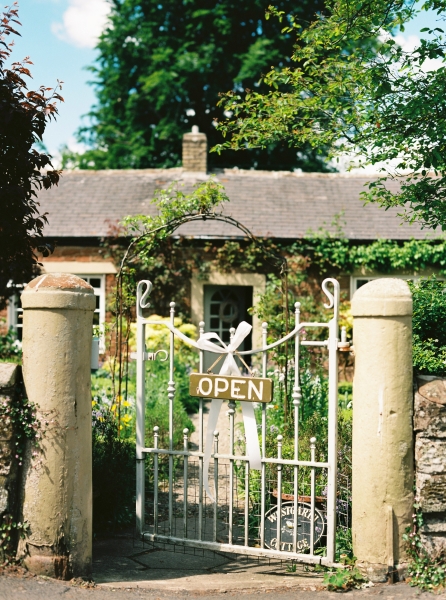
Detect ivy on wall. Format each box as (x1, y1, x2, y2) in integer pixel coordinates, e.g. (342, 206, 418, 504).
(104, 217, 446, 353)
(103, 191, 446, 424)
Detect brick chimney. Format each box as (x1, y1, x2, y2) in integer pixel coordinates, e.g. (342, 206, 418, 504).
(182, 125, 207, 172)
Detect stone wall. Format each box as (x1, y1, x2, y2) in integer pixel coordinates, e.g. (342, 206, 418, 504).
(414, 376, 446, 554)
(0, 362, 22, 561)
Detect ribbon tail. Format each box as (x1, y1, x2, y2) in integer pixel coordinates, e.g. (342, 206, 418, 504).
(241, 401, 262, 471)
(203, 397, 224, 503)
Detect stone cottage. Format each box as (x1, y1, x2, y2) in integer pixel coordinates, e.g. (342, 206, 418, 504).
(5, 128, 434, 350)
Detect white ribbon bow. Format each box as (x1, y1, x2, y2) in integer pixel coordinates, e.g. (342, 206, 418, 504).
(197, 321, 262, 502)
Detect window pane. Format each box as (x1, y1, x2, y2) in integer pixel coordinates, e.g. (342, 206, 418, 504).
(90, 278, 101, 288)
(93, 313, 100, 325)
(356, 279, 370, 290)
(96, 296, 100, 310)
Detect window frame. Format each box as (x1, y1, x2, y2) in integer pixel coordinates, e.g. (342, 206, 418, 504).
(78, 274, 106, 353)
(7, 288, 24, 340)
(350, 273, 445, 297)
(7, 274, 107, 352)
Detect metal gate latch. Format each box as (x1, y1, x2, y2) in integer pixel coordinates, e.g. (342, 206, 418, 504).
(130, 350, 168, 362)
(337, 326, 351, 352)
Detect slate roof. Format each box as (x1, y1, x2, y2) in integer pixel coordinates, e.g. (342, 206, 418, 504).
(37, 168, 435, 241)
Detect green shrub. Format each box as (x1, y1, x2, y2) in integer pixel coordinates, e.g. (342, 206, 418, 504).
(92, 406, 135, 532)
(145, 358, 198, 418)
(324, 566, 368, 591)
(144, 360, 195, 448)
(409, 278, 446, 377)
(129, 315, 199, 414)
(91, 358, 195, 532)
(404, 501, 446, 592)
(0, 328, 22, 362)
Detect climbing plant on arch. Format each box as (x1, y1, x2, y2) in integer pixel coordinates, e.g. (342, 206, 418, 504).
(109, 178, 288, 430)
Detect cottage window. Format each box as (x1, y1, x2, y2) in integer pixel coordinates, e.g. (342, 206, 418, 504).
(78, 275, 106, 352)
(350, 274, 444, 297)
(7, 288, 24, 340)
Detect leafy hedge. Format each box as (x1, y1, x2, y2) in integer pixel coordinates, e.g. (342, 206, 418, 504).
(409, 278, 446, 377)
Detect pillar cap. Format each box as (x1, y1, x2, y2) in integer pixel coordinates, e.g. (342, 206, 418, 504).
(183, 125, 207, 141)
(22, 273, 96, 310)
(352, 278, 412, 317)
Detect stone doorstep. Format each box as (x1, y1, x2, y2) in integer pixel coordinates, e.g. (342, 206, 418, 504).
(92, 537, 323, 592)
(96, 577, 323, 593)
(96, 569, 324, 593)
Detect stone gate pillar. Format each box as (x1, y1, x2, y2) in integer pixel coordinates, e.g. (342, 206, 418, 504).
(351, 278, 414, 582)
(19, 274, 95, 579)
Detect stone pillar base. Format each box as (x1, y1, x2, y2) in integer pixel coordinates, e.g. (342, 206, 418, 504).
(23, 555, 71, 580)
(356, 561, 408, 583)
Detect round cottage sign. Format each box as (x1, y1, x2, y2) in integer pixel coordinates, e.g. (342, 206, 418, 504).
(264, 502, 325, 552)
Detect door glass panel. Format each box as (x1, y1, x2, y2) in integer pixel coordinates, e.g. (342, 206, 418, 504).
(203, 285, 253, 371)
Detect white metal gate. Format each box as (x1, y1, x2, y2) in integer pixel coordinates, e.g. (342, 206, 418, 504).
(135, 278, 341, 566)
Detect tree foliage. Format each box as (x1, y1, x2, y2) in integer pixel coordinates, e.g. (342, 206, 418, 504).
(0, 4, 62, 304)
(216, 0, 446, 230)
(74, 0, 336, 172)
(409, 277, 446, 377)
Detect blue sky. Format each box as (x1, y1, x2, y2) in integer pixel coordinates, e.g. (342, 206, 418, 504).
(9, 1, 443, 158)
(11, 0, 107, 156)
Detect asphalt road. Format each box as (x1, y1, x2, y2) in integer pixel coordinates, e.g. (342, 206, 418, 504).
(0, 572, 444, 600)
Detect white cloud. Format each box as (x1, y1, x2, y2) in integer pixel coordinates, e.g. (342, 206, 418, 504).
(333, 31, 444, 173)
(52, 0, 111, 49)
(393, 33, 444, 72)
(50, 137, 88, 169)
(379, 31, 444, 72)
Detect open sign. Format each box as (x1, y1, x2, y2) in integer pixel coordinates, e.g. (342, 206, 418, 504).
(189, 373, 273, 403)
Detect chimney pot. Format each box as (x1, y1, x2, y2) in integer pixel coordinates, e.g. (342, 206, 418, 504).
(182, 126, 207, 173)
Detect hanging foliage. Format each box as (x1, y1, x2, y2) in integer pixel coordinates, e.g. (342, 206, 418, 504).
(106, 178, 287, 432)
(0, 4, 62, 305)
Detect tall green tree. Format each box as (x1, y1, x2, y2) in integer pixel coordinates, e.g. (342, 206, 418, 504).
(75, 0, 333, 172)
(0, 5, 62, 305)
(216, 0, 446, 230)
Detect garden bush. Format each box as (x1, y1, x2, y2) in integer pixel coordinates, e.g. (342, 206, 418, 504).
(409, 277, 446, 377)
(91, 355, 195, 531)
(0, 328, 22, 362)
(92, 405, 135, 532)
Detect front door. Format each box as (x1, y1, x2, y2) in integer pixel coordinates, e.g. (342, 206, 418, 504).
(203, 285, 252, 371)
